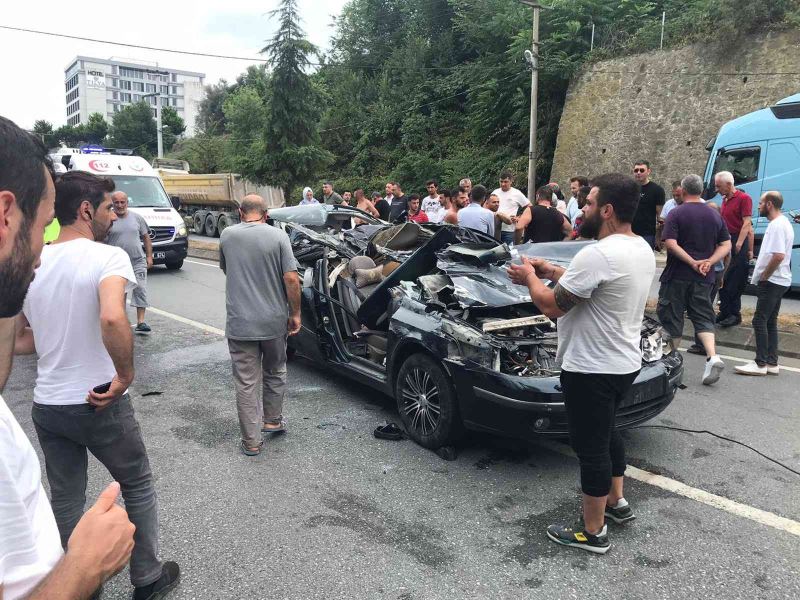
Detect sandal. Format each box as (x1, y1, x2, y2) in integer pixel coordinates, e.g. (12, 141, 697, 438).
(262, 416, 287, 434)
(374, 422, 404, 441)
(240, 440, 263, 456)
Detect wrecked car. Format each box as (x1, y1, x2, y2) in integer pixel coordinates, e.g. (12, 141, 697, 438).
(269, 204, 684, 450)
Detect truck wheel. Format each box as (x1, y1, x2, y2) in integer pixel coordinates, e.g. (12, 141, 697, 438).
(204, 213, 218, 237)
(165, 259, 184, 271)
(192, 213, 204, 234)
(395, 353, 463, 450)
(217, 214, 232, 235)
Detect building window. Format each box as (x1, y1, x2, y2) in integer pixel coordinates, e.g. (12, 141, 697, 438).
(145, 83, 155, 93)
(110, 78, 118, 87)
(67, 100, 80, 116)
(121, 93, 131, 102)
(172, 97, 177, 106)
(112, 65, 118, 74)
(133, 81, 144, 92)
(171, 73, 177, 82)
(133, 94, 141, 103)
(65, 73, 79, 91)
(170, 86, 178, 95)
(65, 88, 79, 103)
(119, 80, 131, 90)
(159, 85, 168, 95)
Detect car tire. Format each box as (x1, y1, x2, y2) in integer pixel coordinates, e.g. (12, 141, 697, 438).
(204, 213, 218, 237)
(192, 212, 205, 234)
(165, 259, 183, 270)
(217, 214, 232, 235)
(395, 353, 463, 449)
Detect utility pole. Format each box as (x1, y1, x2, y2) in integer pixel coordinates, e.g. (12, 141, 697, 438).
(660, 11, 666, 50)
(142, 92, 164, 158)
(520, 1, 542, 203)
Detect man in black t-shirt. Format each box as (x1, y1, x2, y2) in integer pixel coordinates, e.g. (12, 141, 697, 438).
(631, 161, 665, 248)
(388, 182, 409, 223)
(372, 192, 390, 221)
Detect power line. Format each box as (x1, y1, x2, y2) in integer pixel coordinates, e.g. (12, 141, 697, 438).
(0, 24, 459, 72)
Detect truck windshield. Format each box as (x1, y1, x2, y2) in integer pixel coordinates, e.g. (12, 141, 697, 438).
(109, 176, 172, 208)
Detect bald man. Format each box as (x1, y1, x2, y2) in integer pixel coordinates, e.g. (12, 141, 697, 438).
(107, 190, 153, 334)
(219, 195, 301, 456)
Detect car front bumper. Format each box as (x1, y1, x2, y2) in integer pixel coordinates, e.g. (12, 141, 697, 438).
(448, 351, 684, 438)
(152, 238, 188, 265)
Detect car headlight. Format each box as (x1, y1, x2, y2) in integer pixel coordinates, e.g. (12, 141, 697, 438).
(177, 225, 188, 237)
(641, 328, 664, 363)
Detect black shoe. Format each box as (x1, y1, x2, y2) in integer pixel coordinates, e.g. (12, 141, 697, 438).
(546, 523, 610, 554)
(133, 562, 180, 600)
(604, 499, 636, 524)
(135, 323, 152, 335)
(686, 344, 705, 356)
(717, 315, 741, 328)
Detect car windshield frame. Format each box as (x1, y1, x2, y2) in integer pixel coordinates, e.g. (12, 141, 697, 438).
(109, 175, 172, 209)
(269, 204, 383, 227)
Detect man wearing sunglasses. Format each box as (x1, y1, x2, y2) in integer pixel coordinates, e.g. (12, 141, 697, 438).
(631, 161, 665, 249)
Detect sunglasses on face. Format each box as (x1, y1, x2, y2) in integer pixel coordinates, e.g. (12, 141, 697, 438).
(633, 168, 647, 173)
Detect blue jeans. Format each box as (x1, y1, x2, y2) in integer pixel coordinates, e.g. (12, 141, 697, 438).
(500, 231, 515, 245)
(32, 395, 163, 587)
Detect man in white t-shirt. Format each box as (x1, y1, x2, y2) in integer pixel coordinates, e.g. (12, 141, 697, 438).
(0, 116, 134, 600)
(16, 171, 180, 600)
(492, 171, 529, 245)
(566, 176, 589, 224)
(508, 173, 654, 555)
(736, 191, 796, 376)
(420, 179, 445, 223)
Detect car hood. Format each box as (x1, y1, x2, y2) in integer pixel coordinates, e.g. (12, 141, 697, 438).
(435, 240, 595, 309)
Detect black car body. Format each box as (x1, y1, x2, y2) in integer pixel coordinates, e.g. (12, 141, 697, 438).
(270, 204, 684, 449)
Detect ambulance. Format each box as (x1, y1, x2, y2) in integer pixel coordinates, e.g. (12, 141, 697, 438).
(51, 148, 188, 270)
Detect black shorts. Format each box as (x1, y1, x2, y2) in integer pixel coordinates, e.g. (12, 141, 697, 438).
(657, 279, 716, 340)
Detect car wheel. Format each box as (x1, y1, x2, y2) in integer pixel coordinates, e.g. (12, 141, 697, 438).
(204, 213, 218, 237)
(395, 353, 463, 449)
(217, 214, 232, 235)
(192, 212, 205, 234)
(165, 259, 183, 270)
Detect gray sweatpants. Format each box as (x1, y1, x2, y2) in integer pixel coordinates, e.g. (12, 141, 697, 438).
(228, 337, 287, 446)
(31, 395, 163, 587)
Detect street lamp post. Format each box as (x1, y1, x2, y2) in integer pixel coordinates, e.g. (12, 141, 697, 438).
(141, 92, 164, 158)
(520, 1, 542, 203)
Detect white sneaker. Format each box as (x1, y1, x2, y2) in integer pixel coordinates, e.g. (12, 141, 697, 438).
(767, 365, 780, 376)
(702, 355, 725, 385)
(734, 361, 768, 376)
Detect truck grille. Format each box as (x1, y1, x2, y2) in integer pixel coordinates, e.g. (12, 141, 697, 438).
(149, 226, 175, 244)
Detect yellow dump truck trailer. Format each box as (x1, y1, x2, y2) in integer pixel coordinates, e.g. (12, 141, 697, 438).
(156, 161, 285, 237)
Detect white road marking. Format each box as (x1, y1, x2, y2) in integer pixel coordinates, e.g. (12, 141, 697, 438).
(147, 303, 800, 538)
(184, 258, 219, 268)
(679, 348, 800, 374)
(146, 306, 225, 336)
(537, 440, 800, 538)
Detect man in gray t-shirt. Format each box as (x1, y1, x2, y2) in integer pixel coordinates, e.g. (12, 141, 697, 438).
(219, 194, 301, 456)
(106, 191, 153, 334)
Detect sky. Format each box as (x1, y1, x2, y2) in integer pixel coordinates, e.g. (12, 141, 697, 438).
(0, 0, 348, 129)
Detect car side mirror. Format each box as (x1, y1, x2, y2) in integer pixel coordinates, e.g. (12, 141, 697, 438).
(170, 195, 181, 211)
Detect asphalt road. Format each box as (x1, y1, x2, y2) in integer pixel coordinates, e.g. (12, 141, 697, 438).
(4, 258, 799, 600)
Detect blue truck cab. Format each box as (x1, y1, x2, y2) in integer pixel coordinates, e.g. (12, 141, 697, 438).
(703, 93, 800, 291)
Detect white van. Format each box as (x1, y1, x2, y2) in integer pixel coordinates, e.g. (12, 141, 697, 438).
(52, 149, 188, 270)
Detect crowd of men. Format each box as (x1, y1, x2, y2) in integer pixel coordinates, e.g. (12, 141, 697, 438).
(0, 108, 797, 600)
(306, 160, 794, 383)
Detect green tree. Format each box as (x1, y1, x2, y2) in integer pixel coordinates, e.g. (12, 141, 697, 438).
(52, 124, 85, 147)
(84, 113, 109, 144)
(110, 102, 157, 158)
(33, 120, 53, 136)
(161, 106, 186, 151)
(255, 0, 333, 192)
(196, 81, 232, 136)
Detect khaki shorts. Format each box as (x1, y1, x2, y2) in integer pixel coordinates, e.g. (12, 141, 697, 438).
(131, 270, 149, 308)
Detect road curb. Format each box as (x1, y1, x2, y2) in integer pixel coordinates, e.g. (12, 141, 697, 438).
(189, 239, 220, 262)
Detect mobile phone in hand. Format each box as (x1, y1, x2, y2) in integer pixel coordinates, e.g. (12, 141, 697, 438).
(93, 381, 112, 395)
